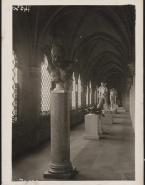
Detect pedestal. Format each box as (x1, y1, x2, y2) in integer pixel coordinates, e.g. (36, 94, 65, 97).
(101, 112, 113, 124)
(113, 104, 118, 109)
(43, 90, 76, 179)
(98, 114, 103, 134)
(112, 108, 117, 114)
(84, 114, 100, 139)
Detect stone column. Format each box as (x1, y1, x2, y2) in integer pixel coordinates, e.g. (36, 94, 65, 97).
(75, 77, 78, 111)
(96, 86, 98, 104)
(92, 87, 96, 106)
(81, 85, 84, 108)
(83, 85, 87, 108)
(89, 88, 92, 106)
(91, 88, 94, 105)
(44, 88, 77, 179)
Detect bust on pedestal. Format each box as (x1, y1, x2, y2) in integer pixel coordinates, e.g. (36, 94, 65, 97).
(43, 43, 77, 179)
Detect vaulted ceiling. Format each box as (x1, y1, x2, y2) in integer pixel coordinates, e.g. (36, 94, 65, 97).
(13, 5, 135, 88)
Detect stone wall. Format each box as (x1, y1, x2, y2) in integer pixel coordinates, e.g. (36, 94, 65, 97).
(12, 110, 85, 157)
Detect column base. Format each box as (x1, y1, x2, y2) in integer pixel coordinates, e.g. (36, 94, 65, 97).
(43, 167, 77, 180)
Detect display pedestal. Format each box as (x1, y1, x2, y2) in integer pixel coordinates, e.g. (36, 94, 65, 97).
(113, 104, 118, 109)
(101, 112, 113, 124)
(84, 114, 100, 139)
(43, 90, 76, 179)
(98, 114, 103, 134)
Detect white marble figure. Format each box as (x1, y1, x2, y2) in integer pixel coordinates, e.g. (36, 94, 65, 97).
(97, 82, 108, 110)
(110, 88, 118, 110)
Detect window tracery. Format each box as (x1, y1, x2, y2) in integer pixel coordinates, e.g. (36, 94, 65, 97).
(40, 55, 51, 116)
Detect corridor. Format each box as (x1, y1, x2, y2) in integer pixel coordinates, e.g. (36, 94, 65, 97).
(12, 116, 135, 181)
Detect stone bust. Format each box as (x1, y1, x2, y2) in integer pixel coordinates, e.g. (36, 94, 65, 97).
(47, 44, 75, 90)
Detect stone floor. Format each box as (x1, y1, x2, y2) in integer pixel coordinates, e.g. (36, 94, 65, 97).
(12, 121, 135, 181)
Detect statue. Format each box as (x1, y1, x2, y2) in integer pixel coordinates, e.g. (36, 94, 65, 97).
(97, 82, 108, 110)
(79, 106, 105, 117)
(47, 44, 75, 90)
(110, 88, 118, 110)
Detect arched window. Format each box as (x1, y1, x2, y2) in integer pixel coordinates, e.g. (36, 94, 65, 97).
(72, 72, 76, 109)
(89, 81, 92, 105)
(12, 51, 18, 123)
(86, 85, 88, 106)
(78, 75, 81, 108)
(40, 55, 51, 116)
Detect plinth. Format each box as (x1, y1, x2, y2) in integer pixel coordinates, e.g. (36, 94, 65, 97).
(98, 114, 103, 134)
(113, 104, 118, 109)
(84, 113, 100, 139)
(44, 90, 77, 179)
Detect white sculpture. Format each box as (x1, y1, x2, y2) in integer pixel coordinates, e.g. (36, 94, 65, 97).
(97, 82, 108, 110)
(110, 88, 118, 110)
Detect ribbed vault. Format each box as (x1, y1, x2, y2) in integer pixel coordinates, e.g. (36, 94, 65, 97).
(13, 5, 135, 89)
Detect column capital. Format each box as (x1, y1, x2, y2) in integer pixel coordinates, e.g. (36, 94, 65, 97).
(29, 67, 40, 79)
(128, 63, 135, 76)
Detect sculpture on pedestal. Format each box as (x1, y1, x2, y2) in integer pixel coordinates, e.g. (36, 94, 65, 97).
(47, 43, 75, 90)
(110, 88, 118, 110)
(79, 106, 105, 117)
(97, 82, 108, 110)
(44, 44, 77, 179)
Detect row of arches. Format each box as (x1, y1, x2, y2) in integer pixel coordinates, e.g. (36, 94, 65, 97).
(12, 52, 99, 123)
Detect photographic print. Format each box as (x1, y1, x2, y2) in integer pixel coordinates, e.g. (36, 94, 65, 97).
(2, 0, 143, 185)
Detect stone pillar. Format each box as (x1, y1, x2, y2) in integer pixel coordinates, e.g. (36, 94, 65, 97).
(92, 88, 95, 105)
(88, 85, 90, 107)
(81, 85, 84, 108)
(75, 77, 78, 111)
(83, 85, 87, 108)
(89, 88, 92, 107)
(96, 86, 99, 104)
(44, 88, 76, 179)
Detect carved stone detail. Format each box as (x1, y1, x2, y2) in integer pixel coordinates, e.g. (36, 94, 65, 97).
(46, 43, 75, 90)
(128, 63, 135, 76)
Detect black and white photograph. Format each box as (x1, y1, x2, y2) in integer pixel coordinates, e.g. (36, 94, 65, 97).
(2, 0, 143, 185)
